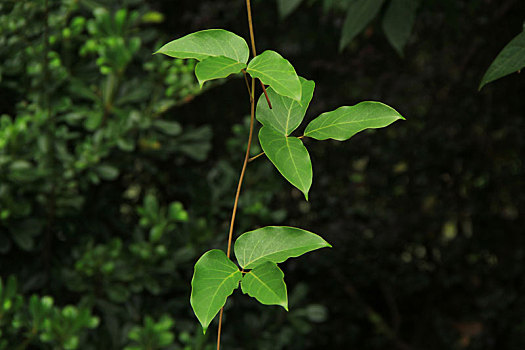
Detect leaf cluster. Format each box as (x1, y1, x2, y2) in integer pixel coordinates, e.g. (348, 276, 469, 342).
(156, 27, 403, 335)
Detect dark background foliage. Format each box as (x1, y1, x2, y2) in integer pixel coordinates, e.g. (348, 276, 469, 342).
(1, 0, 524, 349)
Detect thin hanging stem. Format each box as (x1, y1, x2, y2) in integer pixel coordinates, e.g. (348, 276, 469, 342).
(216, 2, 258, 349)
(242, 70, 252, 101)
(225, 77, 256, 260)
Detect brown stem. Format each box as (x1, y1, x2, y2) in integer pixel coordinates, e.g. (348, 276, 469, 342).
(216, 2, 258, 349)
(248, 151, 265, 162)
(225, 78, 255, 260)
(242, 70, 252, 101)
(260, 82, 272, 109)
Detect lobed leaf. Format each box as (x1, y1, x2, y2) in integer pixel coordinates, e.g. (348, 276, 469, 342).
(258, 126, 312, 200)
(479, 30, 525, 90)
(256, 77, 315, 136)
(156, 29, 249, 63)
(246, 50, 301, 101)
(241, 262, 288, 310)
(340, 0, 385, 51)
(190, 250, 242, 334)
(382, 0, 419, 57)
(234, 226, 331, 269)
(195, 56, 246, 87)
(304, 101, 404, 141)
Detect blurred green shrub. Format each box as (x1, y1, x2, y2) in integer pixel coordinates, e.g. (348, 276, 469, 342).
(0, 1, 300, 348)
(0, 0, 211, 348)
(0, 276, 99, 350)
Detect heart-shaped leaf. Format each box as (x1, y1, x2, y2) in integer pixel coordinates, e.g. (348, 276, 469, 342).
(304, 101, 404, 141)
(258, 126, 312, 200)
(256, 77, 315, 136)
(156, 29, 249, 64)
(241, 262, 288, 310)
(479, 30, 525, 90)
(246, 50, 301, 101)
(195, 56, 246, 87)
(234, 226, 331, 269)
(190, 250, 242, 334)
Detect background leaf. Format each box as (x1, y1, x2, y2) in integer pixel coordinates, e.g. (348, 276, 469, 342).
(259, 126, 312, 199)
(241, 262, 288, 310)
(340, 0, 385, 51)
(479, 30, 525, 90)
(304, 101, 404, 141)
(234, 226, 331, 269)
(156, 29, 249, 63)
(246, 50, 302, 101)
(195, 56, 246, 87)
(190, 249, 242, 334)
(382, 0, 419, 56)
(277, 0, 303, 19)
(256, 77, 315, 136)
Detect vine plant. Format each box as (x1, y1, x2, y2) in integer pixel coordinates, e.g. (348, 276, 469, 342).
(156, 1, 404, 348)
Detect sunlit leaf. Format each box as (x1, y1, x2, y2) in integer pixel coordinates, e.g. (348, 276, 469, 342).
(247, 50, 301, 101)
(340, 0, 385, 50)
(156, 29, 249, 63)
(195, 56, 246, 87)
(256, 77, 315, 136)
(234, 226, 331, 269)
(479, 30, 525, 90)
(382, 0, 419, 56)
(190, 250, 242, 333)
(304, 101, 404, 141)
(258, 126, 312, 199)
(241, 262, 288, 310)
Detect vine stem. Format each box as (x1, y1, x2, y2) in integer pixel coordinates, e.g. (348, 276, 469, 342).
(216, 1, 258, 349)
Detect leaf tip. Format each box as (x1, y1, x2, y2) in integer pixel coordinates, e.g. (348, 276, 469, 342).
(478, 81, 486, 91)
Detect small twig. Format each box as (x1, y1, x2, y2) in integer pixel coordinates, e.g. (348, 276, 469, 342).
(298, 135, 305, 139)
(248, 152, 265, 162)
(260, 82, 272, 109)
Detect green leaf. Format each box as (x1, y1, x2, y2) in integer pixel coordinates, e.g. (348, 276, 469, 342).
(153, 120, 182, 136)
(340, 0, 385, 50)
(156, 29, 250, 64)
(241, 262, 288, 310)
(195, 56, 246, 87)
(234, 226, 331, 269)
(246, 50, 301, 101)
(277, 0, 303, 18)
(190, 250, 242, 334)
(382, 0, 419, 56)
(95, 164, 119, 180)
(479, 30, 525, 90)
(258, 126, 312, 200)
(256, 77, 315, 136)
(304, 101, 404, 141)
